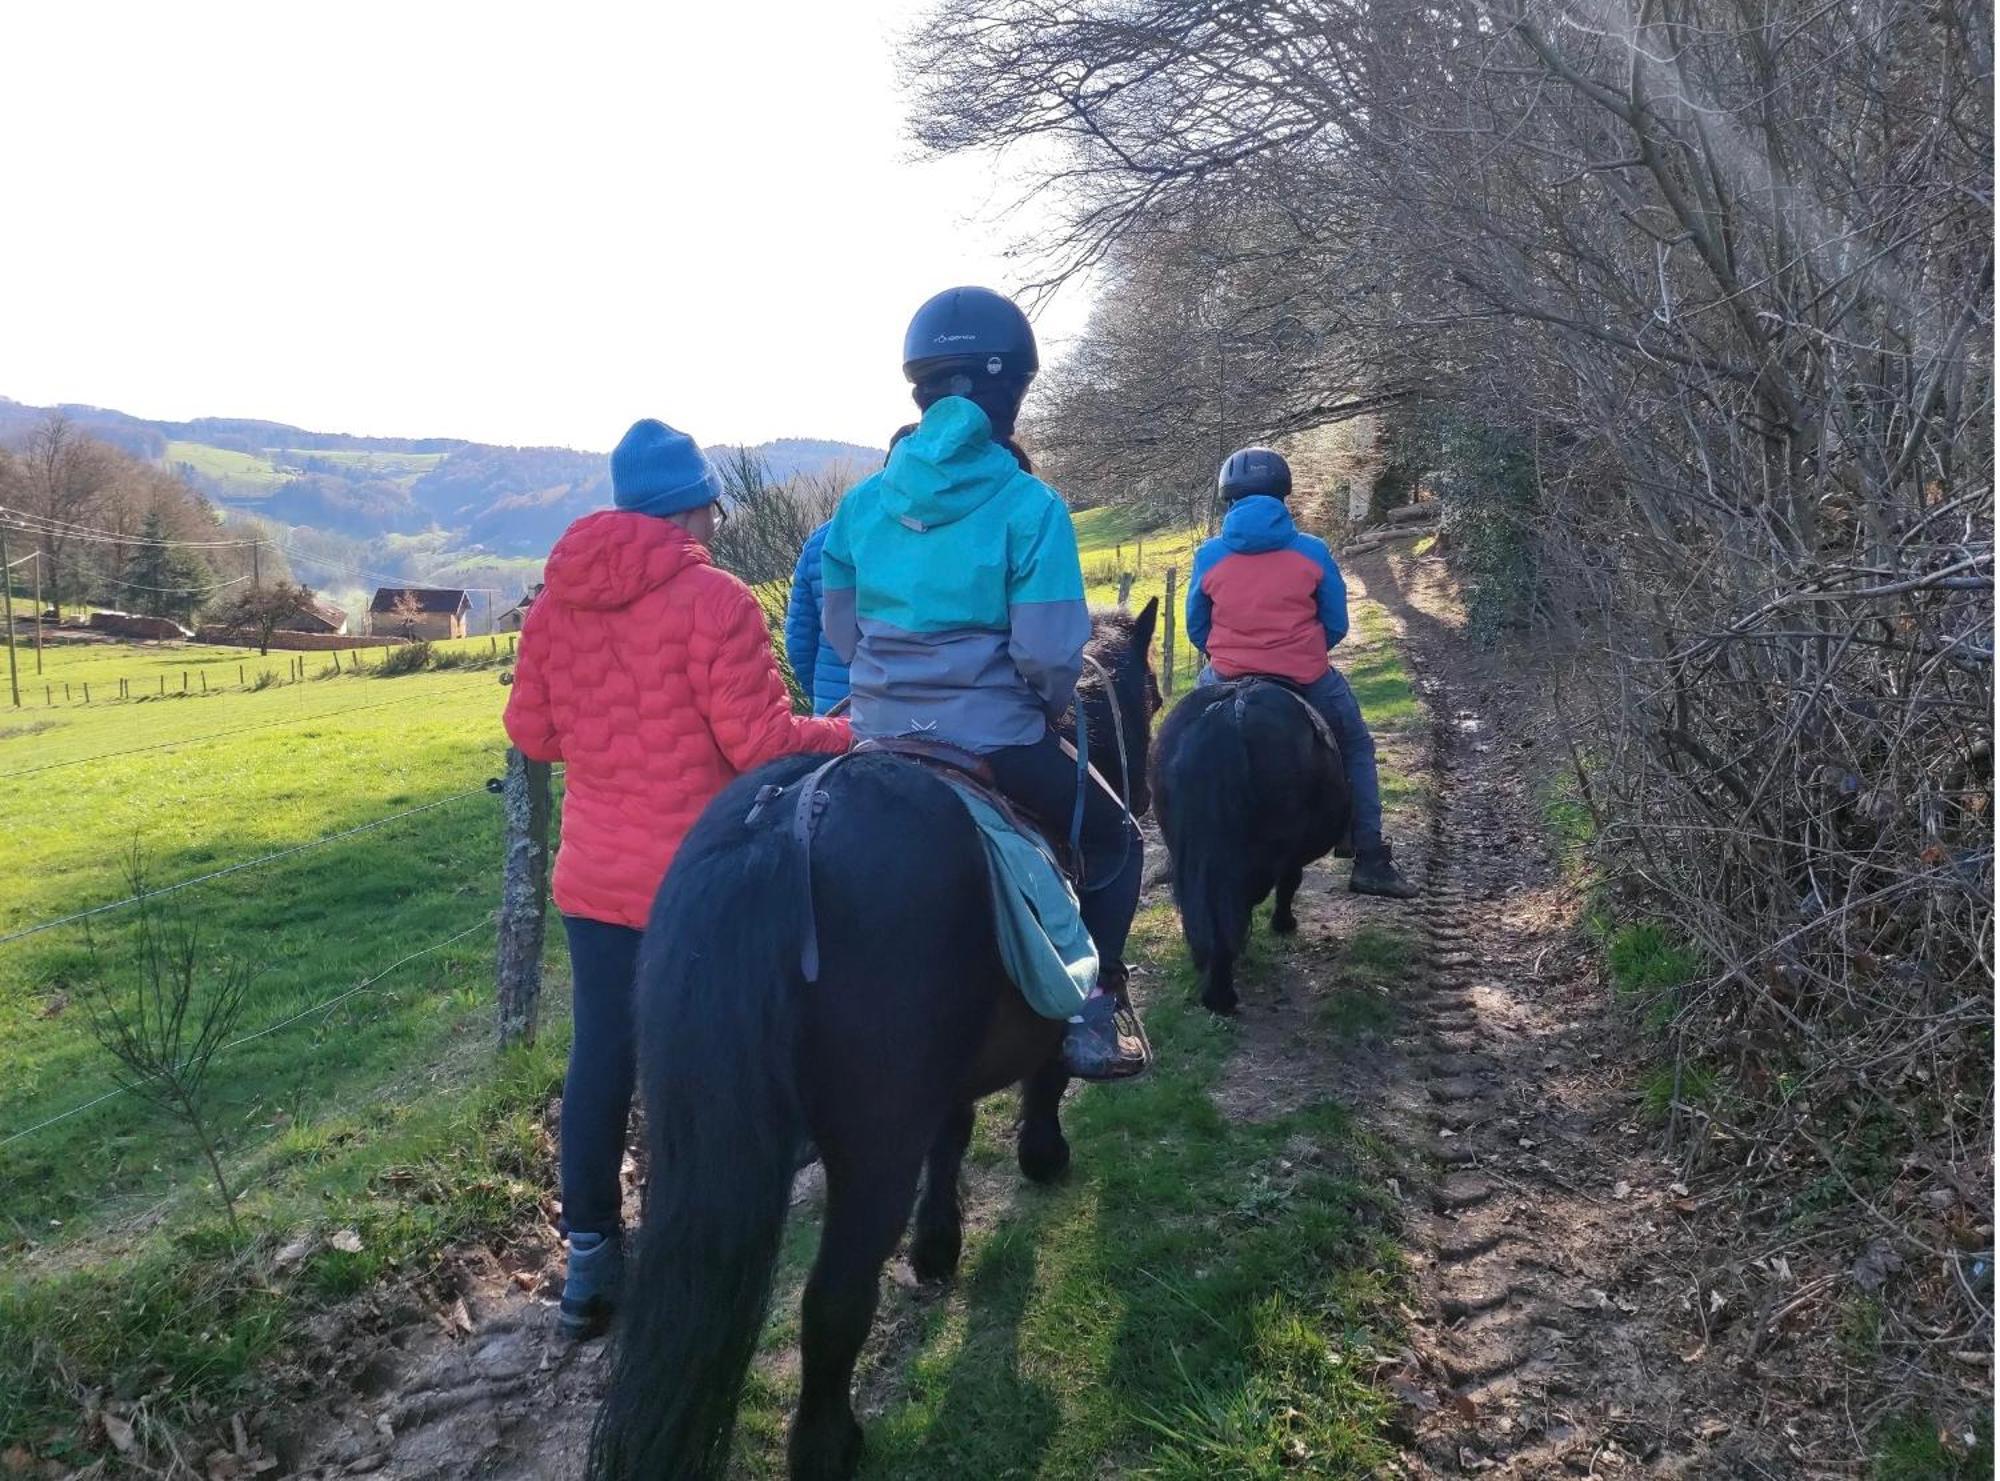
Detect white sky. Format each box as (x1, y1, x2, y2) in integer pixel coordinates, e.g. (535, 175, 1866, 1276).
(0, 1, 1087, 452)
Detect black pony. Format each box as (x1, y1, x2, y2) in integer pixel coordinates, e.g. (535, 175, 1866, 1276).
(590, 601, 1159, 1481)
(1151, 677, 1350, 1015)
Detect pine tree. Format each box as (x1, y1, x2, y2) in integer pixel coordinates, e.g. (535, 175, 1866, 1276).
(120, 512, 175, 618)
(120, 511, 212, 621)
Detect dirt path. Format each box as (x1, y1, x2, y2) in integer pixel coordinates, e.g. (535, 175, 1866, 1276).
(281, 541, 1796, 1481)
(1346, 544, 1810, 1477)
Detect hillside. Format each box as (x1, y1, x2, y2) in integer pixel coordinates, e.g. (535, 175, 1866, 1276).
(0, 397, 882, 562)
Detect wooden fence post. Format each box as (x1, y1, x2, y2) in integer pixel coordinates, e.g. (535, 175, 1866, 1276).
(1163, 565, 1179, 695)
(1116, 572, 1134, 610)
(496, 747, 552, 1048)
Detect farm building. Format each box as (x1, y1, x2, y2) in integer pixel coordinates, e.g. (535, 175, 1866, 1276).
(497, 584, 543, 631)
(279, 598, 350, 636)
(369, 587, 471, 640)
(86, 609, 193, 641)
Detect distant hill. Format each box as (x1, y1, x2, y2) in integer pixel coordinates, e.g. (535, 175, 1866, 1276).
(0, 397, 883, 558)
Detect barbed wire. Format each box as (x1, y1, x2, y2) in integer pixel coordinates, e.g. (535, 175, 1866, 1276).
(0, 915, 496, 1151)
(0, 671, 502, 779)
(0, 788, 491, 945)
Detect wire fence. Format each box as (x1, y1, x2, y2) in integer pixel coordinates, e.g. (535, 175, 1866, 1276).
(0, 671, 502, 778)
(2, 634, 519, 712)
(0, 789, 491, 945)
(0, 658, 560, 1174)
(0, 916, 497, 1151)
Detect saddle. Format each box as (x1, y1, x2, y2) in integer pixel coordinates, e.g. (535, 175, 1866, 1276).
(745, 736, 1083, 986)
(1222, 674, 1340, 755)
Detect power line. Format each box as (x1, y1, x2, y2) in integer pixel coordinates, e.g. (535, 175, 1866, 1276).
(0, 672, 501, 780)
(0, 916, 495, 1150)
(0, 506, 259, 550)
(0, 788, 490, 945)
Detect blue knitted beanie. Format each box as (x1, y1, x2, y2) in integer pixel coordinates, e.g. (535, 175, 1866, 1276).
(611, 419, 723, 518)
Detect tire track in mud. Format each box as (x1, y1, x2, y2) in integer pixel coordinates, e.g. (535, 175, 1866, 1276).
(1366, 546, 1759, 1477)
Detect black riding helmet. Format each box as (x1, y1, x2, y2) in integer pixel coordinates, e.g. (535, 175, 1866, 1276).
(902, 286, 1039, 438)
(1217, 446, 1292, 503)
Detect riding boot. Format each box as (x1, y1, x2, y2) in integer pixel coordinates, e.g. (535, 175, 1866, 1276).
(1061, 965, 1151, 1080)
(1348, 839, 1420, 899)
(558, 1230, 623, 1340)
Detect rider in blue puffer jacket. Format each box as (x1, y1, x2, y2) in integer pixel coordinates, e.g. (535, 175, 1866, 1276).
(782, 521, 850, 714)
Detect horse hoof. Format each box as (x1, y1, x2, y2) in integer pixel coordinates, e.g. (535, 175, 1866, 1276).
(909, 1226, 962, 1285)
(1271, 911, 1298, 935)
(789, 1415, 864, 1481)
(1200, 989, 1239, 1017)
(1018, 1134, 1071, 1186)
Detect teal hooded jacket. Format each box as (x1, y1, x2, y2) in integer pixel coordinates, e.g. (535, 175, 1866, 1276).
(821, 397, 1090, 752)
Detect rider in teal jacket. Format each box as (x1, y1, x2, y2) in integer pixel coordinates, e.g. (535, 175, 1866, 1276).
(822, 286, 1148, 1082)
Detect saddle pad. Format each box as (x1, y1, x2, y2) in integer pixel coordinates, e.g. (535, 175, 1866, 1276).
(940, 777, 1099, 1019)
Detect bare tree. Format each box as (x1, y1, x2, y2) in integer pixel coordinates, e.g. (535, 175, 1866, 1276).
(12, 413, 112, 615)
(390, 589, 425, 641)
(214, 580, 320, 655)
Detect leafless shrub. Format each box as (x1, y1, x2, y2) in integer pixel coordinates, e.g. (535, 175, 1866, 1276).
(80, 850, 258, 1227)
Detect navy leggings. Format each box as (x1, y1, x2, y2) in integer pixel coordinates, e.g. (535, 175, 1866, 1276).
(559, 914, 642, 1237)
(985, 728, 1143, 971)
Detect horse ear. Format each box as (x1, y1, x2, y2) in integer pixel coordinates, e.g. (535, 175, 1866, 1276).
(1132, 596, 1159, 651)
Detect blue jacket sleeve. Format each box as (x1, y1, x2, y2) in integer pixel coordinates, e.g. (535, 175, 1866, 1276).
(1310, 539, 1350, 650)
(783, 526, 824, 696)
(820, 510, 860, 664)
(1006, 494, 1091, 717)
(1186, 539, 1218, 654)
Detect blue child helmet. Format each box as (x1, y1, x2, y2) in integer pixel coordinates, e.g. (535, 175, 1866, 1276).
(1217, 446, 1292, 502)
(902, 286, 1040, 392)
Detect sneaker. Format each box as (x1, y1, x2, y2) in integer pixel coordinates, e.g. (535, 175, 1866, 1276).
(1349, 841, 1420, 899)
(1062, 993, 1152, 1081)
(558, 1230, 622, 1340)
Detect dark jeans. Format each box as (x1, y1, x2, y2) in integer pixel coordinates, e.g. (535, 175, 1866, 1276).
(1201, 663, 1384, 846)
(559, 914, 643, 1238)
(985, 729, 1143, 971)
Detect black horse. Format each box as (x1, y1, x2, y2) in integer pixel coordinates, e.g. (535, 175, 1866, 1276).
(1151, 676, 1350, 1015)
(589, 601, 1159, 1481)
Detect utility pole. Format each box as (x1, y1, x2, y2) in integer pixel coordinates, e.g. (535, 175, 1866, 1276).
(31, 549, 43, 675)
(0, 523, 20, 708)
(252, 540, 261, 589)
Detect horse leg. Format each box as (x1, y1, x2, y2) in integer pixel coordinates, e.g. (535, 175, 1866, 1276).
(1272, 862, 1304, 935)
(909, 1105, 974, 1284)
(790, 1155, 924, 1481)
(1016, 1058, 1072, 1184)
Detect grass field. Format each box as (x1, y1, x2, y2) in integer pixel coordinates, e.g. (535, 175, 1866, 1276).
(0, 627, 562, 1450)
(160, 442, 448, 498)
(163, 441, 291, 495)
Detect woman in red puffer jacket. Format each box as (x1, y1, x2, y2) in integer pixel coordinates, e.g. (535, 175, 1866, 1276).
(503, 417, 849, 1338)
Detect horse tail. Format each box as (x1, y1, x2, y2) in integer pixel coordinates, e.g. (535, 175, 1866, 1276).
(589, 767, 815, 1481)
(1165, 696, 1256, 969)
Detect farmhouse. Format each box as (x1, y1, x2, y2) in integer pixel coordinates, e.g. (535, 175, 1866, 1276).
(279, 598, 349, 636)
(497, 584, 543, 632)
(369, 587, 471, 640)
